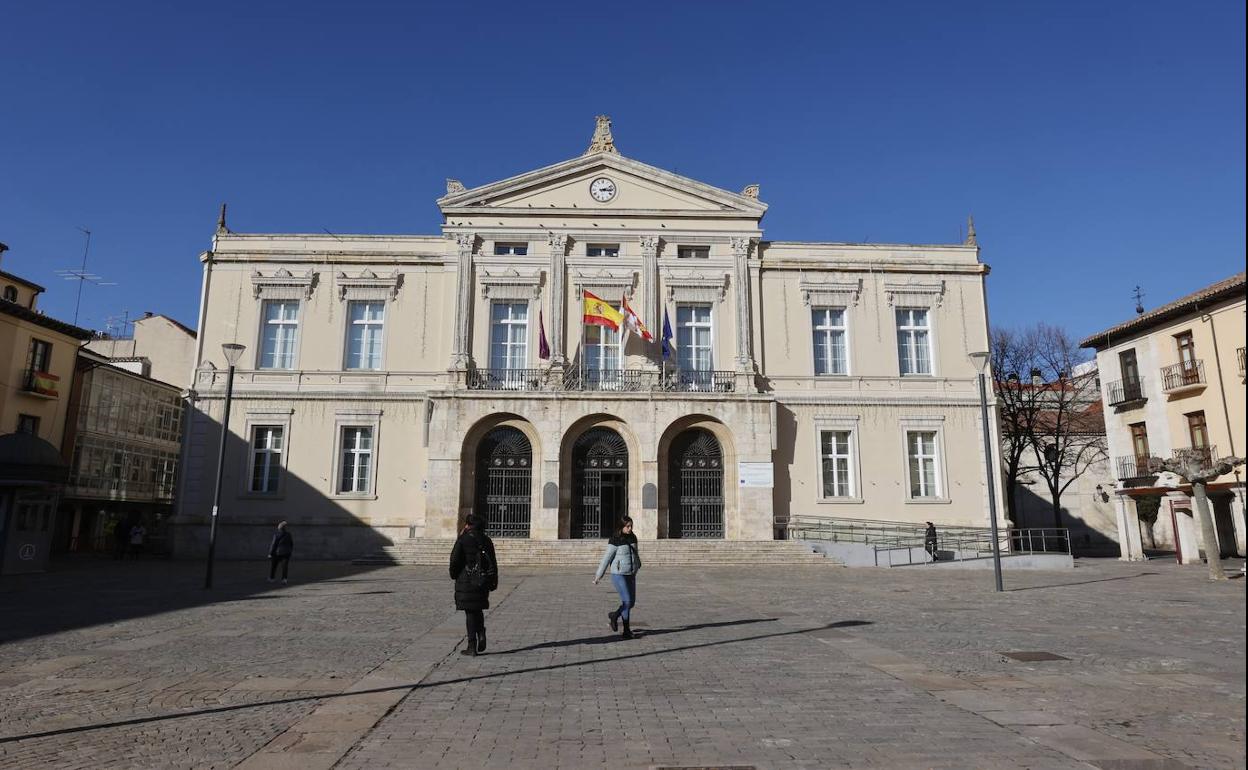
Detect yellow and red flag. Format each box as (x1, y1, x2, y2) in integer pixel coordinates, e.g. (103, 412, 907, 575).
(582, 290, 624, 331)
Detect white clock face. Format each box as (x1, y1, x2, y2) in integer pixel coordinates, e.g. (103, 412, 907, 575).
(589, 177, 617, 203)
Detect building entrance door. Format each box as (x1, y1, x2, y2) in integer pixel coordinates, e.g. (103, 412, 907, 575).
(474, 427, 532, 538)
(668, 428, 724, 539)
(572, 428, 628, 538)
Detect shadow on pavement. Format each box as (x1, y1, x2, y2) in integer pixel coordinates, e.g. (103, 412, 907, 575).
(492, 616, 781, 654)
(0, 619, 869, 745)
(1005, 571, 1160, 592)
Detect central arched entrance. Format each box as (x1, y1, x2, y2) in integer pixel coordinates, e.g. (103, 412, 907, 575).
(572, 427, 628, 538)
(668, 428, 724, 538)
(474, 426, 533, 538)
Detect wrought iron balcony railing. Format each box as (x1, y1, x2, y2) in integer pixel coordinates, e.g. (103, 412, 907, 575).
(1171, 444, 1215, 469)
(1160, 360, 1205, 392)
(466, 367, 737, 394)
(1115, 455, 1156, 482)
(1105, 377, 1146, 407)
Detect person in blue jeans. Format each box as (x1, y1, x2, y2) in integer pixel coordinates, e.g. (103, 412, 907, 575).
(593, 516, 641, 639)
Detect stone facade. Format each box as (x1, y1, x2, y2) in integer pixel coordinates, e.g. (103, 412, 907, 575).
(175, 125, 1005, 558)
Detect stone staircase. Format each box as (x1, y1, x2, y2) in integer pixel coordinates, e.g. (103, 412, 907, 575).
(354, 538, 840, 567)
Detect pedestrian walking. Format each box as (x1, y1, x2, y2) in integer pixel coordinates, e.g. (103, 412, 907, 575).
(268, 521, 294, 584)
(924, 521, 939, 562)
(112, 518, 130, 559)
(449, 514, 497, 656)
(127, 522, 146, 559)
(593, 516, 641, 639)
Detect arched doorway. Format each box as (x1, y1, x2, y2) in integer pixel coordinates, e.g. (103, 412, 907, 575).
(474, 426, 532, 537)
(572, 427, 628, 538)
(668, 428, 724, 538)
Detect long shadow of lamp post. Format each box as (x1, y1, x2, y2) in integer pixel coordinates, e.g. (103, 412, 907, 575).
(205, 342, 246, 589)
(969, 350, 1004, 592)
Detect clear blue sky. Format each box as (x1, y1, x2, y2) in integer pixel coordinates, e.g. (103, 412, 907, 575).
(2, 1, 1243, 340)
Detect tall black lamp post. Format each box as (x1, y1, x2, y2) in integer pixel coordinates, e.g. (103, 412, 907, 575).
(205, 342, 246, 589)
(969, 350, 1005, 592)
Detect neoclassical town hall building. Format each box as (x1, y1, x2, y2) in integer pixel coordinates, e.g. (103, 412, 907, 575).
(175, 118, 1004, 557)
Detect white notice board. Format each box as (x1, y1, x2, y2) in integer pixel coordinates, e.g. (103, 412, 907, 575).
(738, 462, 774, 488)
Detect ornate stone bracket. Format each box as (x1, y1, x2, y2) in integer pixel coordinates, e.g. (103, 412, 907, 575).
(480, 268, 544, 300)
(799, 276, 863, 307)
(573, 269, 636, 300)
(664, 272, 729, 304)
(337, 269, 404, 302)
(883, 280, 946, 308)
(251, 268, 318, 300)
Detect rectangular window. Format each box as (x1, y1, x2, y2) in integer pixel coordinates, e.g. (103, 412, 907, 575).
(344, 300, 385, 370)
(584, 323, 621, 373)
(27, 338, 53, 373)
(677, 246, 710, 259)
(820, 430, 854, 498)
(249, 426, 284, 493)
(812, 307, 848, 375)
(489, 302, 529, 370)
(17, 414, 40, 435)
(896, 308, 932, 375)
(1118, 349, 1140, 384)
(676, 304, 713, 372)
(1186, 411, 1208, 449)
(259, 300, 300, 369)
(493, 242, 528, 256)
(1129, 422, 1150, 461)
(586, 243, 619, 257)
(339, 426, 374, 494)
(906, 430, 941, 498)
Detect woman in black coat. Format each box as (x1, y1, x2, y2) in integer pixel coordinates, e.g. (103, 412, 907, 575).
(449, 514, 498, 656)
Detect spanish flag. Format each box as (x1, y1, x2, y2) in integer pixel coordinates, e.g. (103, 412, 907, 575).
(582, 290, 624, 331)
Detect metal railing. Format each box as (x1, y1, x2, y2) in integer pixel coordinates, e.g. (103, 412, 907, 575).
(1160, 360, 1205, 391)
(1105, 377, 1146, 407)
(1172, 444, 1215, 468)
(787, 515, 1069, 567)
(467, 366, 736, 393)
(1115, 455, 1156, 481)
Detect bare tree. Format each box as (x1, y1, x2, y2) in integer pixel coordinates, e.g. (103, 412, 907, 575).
(994, 324, 1107, 530)
(1151, 452, 1245, 581)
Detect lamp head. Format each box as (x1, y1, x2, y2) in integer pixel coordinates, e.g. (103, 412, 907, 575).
(221, 343, 246, 366)
(968, 351, 990, 374)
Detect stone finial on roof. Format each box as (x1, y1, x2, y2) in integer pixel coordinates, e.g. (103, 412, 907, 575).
(585, 115, 619, 155)
(216, 203, 229, 234)
(741, 184, 760, 199)
(965, 215, 977, 246)
(446, 178, 466, 195)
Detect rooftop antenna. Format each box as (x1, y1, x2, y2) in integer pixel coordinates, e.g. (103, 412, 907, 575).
(103, 309, 133, 338)
(55, 227, 116, 324)
(1132, 285, 1145, 315)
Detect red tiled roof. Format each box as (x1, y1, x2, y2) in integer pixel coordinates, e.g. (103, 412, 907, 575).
(1080, 272, 1246, 349)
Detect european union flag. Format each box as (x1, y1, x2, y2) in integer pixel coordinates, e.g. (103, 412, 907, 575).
(661, 307, 673, 360)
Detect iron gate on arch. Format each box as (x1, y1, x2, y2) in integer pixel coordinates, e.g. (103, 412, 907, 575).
(475, 426, 532, 538)
(572, 427, 628, 539)
(668, 428, 724, 538)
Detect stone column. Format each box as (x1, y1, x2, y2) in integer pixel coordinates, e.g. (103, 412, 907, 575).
(449, 232, 476, 375)
(547, 232, 568, 366)
(640, 235, 660, 372)
(730, 237, 756, 387)
(1115, 493, 1145, 561)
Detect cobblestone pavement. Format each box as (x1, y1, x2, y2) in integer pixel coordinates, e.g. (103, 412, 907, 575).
(0, 557, 1242, 769)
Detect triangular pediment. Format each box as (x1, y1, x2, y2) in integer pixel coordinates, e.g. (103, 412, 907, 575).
(437, 153, 767, 217)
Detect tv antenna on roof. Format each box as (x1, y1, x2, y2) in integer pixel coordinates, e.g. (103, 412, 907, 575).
(102, 309, 134, 338)
(54, 227, 117, 324)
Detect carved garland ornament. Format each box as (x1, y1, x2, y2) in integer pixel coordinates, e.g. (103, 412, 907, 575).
(251, 268, 318, 300)
(337, 269, 404, 302)
(799, 276, 863, 307)
(572, 269, 637, 300)
(480, 268, 543, 300)
(663, 271, 729, 304)
(883, 280, 946, 308)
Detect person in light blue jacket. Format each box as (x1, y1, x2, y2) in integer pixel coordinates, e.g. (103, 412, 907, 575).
(593, 516, 641, 639)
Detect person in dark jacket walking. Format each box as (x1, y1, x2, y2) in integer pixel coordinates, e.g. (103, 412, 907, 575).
(268, 521, 294, 583)
(924, 521, 939, 562)
(449, 514, 497, 656)
(593, 516, 641, 639)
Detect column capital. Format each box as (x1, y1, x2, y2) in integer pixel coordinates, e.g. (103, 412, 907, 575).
(639, 234, 660, 256)
(452, 232, 477, 256)
(548, 232, 568, 253)
(729, 236, 755, 259)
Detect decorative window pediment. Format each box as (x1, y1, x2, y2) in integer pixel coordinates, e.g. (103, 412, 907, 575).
(572, 269, 636, 300)
(800, 276, 862, 307)
(884, 280, 945, 308)
(480, 268, 543, 300)
(663, 271, 729, 304)
(337, 270, 404, 302)
(251, 269, 318, 300)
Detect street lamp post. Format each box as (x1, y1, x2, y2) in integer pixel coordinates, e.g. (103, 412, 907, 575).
(969, 351, 1005, 592)
(205, 343, 246, 589)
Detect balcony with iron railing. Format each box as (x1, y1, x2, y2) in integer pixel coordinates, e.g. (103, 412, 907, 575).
(1115, 455, 1156, 484)
(1105, 377, 1146, 408)
(1171, 444, 1215, 470)
(1160, 360, 1205, 394)
(466, 366, 737, 394)
(20, 368, 60, 398)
